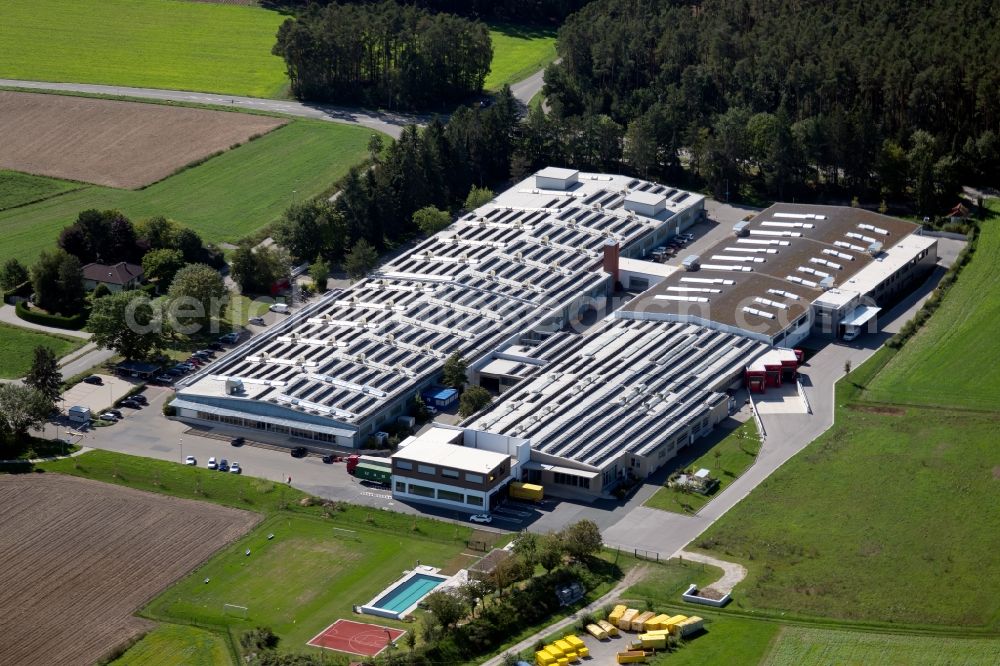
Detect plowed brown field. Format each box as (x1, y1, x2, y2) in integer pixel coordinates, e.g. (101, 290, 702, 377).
(0, 91, 285, 188)
(0, 474, 259, 666)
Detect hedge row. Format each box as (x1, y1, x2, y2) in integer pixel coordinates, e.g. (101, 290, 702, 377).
(887, 229, 978, 349)
(2, 280, 32, 303)
(15, 300, 88, 330)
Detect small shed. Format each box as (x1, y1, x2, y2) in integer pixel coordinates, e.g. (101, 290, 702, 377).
(68, 405, 91, 423)
(422, 386, 458, 409)
(115, 360, 160, 379)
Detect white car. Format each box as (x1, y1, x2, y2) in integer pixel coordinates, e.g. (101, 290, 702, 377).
(99, 412, 119, 422)
(184, 455, 197, 466)
(469, 514, 493, 524)
(230, 461, 242, 474)
(207, 456, 218, 470)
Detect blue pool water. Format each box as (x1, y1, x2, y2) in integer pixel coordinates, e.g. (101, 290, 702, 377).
(372, 573, 445, 613)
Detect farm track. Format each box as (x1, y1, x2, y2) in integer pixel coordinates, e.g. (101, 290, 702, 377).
(0, 474, 259, 666)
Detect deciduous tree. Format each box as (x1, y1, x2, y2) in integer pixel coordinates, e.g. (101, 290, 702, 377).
(0, 258, 29, 291)
(88, 291, 164, 360)
(166, 264, 228, 330)
(24, 346, 62, 405)
(0, 384, 51, 440)
(442, 353, 467, 389)
(459, 385, 492, 417)
(343, 239, 378, 280)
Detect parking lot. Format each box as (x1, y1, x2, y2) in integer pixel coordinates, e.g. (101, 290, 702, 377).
(60, 374, 137, 416)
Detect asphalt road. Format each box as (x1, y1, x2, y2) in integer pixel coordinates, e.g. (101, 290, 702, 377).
(0, 69, 550, 139)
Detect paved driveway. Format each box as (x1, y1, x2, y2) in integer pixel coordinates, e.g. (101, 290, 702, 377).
(60, 374, 136, 415)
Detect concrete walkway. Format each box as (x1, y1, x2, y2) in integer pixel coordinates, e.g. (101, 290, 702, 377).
(675, 551, 746, 595)
(0, 304, 91, 339)
(480, 564, 649, 666)
(1, 445, 92, 465)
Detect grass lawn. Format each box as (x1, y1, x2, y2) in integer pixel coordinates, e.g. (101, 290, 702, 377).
(645, 420, 760, 515)
(0, 170, 82, 211)
(38, 450, 473, 658)
(111, 624, 233, 666)
(693, 210, 1000, 630)
(0, 322, 85, 379)
(485, 23, 557, 90)
(0, 120, 373, 267)
(226, 295, 273, 327)
(863, 205, 1000, 411)
(650, 616, 779, 666)
(0, 0, 288, 98)
(761, 626, 1000, 665)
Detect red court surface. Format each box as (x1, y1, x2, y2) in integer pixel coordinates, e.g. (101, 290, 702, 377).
(307, 619, 406, 656)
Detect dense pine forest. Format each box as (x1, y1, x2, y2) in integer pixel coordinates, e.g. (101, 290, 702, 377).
(539, 0, 1000, 212)
(273, 2, 492, 109)
(268, 0, 593, 23)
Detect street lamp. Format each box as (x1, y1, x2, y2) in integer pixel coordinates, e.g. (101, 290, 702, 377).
(179, 437, 184, 463)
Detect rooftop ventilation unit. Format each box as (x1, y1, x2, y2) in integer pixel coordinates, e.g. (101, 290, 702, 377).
(733, 220, 750, 237)
(681, 254, 700, 271)
(820, 276, 835, 290)
(868, 241, 883, 256)
(766, 288, 800, 300)
(742, 306, 775, 319)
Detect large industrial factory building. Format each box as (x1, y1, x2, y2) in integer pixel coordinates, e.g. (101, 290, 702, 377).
(173, 168, 936, 510)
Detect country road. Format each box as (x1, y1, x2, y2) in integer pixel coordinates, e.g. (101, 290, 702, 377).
(0, 70, 550, 139)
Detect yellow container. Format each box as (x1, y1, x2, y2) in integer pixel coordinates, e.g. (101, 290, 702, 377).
(616, 651, 647, 664)
(639, 633, 667, 649)
(663, 614, 688, 635)
(554, 640, 577, 661)
(535, 651, 556, 666)
(677, 616, 704, 637)
(577, 646, 590, 658)
(586, 623, 608, 640)
(608, 604, 627, 625)
(631, 611, 655, 632)
(557, 659, 569, 666)
(618, 608, 639, 630)
(598, 619, 620, 637)
(643, 629, 672, 637)
(510, 481, 544, 501)
(645, 614, 670, 631)
(564, 635, 585, 649)
(544, 645, 564, 659)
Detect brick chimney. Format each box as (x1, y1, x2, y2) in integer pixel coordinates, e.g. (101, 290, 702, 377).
(602, 240, 620, 282)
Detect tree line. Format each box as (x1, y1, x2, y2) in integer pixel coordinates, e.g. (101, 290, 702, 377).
(268, 0, 593, 24)
(541, 0, 1000, 213)
(268, 87, 521, 279)
(272, 1, 492, 109)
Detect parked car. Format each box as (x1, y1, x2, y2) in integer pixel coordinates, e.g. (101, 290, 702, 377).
(469, 514, 493, 524)
(106, 408, 123, 419)
(218, 458, 230, 472)
(83, 375, 103, 385)
(131, 394, 148, 405)
(208, 342, 224, 351)
(196, 349, 216, 358)
(186, 358, 204, 366)
(99, 412, 119, 422)
(290, 446, 308, 458)
(120, 399, 142, 409)
(153, 374, 175, 384)
(269, 303, 290, 314)
(231, 437, 245, 447)
(207, 456, 217, 470)
(177, 363, 195, 372)
(230, 461, 242, 474)
(184, 455, 197, 466)
(165, 368, 184, 377)
(249, 316, 266, 325)
(322, 455, 335, 464)
(218, 332, 239, 344)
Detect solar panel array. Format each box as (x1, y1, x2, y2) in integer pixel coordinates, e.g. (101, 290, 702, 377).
(469, 319, 767, 468)
(185, 175, 697, 428)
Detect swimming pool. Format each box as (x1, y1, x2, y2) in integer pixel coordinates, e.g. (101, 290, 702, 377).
(371, 573, 445, 613)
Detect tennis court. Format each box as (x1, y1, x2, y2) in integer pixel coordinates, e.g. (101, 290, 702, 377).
(307, 619, 405, 657)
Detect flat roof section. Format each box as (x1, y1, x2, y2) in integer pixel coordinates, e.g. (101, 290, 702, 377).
(178, 172, 705, 435)
(394, 436, 510, 473)
(625, 190, 667, 206)
(468, 318, 767, 470)
(535, 166, 579, 180)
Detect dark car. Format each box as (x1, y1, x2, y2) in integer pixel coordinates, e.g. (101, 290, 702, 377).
(120, 399, 142, 409)
(231, 437, 245, 447)
(153, 374, 174, 384)
(322, 455, 335, 464)
(218, 458, 230, 472)
(83, 375, 103, 385)
(290, 446, 308, 458)
(218, 332, 239, 344)
(196, 349, 215, 358)
(131, 394, 148, 405)
(166, 368, 184, 377)
(106, 408, 123, 419)
(208, 342, 224, 351)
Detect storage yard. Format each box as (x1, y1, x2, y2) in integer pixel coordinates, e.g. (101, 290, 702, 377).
(0, 474, 257, 666)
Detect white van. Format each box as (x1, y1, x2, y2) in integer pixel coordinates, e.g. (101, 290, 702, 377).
(269, 303, 289, 314)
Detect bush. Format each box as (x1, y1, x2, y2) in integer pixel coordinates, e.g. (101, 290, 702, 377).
(15, 301, 88, 330)
(162, 401, 176, 417)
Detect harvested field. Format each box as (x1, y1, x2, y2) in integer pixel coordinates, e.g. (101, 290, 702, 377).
(0, 474, 258, 666)
(0, 91, 285, 189)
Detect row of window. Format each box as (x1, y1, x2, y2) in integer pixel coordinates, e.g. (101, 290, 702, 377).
(395, 481, 484, 506)
(395, 460, 485, 484)
(193, 410, 339, 442)
(553, 472, 590, 489)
